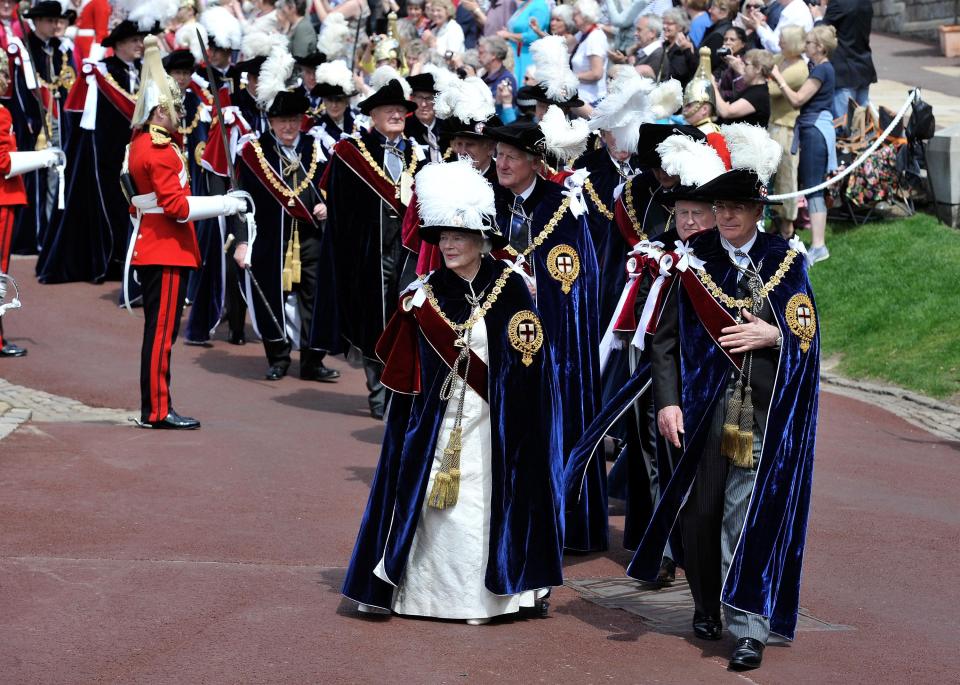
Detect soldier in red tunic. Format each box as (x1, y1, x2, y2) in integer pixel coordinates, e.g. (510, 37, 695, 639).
(0, 50, 64, 357)
(125, 37, 248, 429)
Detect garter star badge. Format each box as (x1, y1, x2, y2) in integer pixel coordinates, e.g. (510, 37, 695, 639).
(547, 244, 580, 294)
(508, 310, 543, 366)
(194, 141, 206, 167)
(785, 293, 816, 353)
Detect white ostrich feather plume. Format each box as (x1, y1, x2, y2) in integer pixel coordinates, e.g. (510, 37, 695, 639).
(241, 28, 288, 60)
(648, 79, 683, 119)
(115, 0, 179, 31)
(416, 160, 496, 231)
(317, 14, 351, 61)
(199, 5, 243, 51)
(435, 76, 494, 123)
(656, 135, 727, 188)
(539, 105, 589, 163)
(420, 64, 459, 96)
(256, 44, 295, 110)
(315, 61, 356, 95)
(531, 36, 579, 102)
(370, 65, 411, 97)
(588, 70, 657, 153)
(720, 123, 782, 184)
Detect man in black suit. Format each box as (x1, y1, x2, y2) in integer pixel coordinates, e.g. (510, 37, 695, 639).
(815, 0, 876, 116)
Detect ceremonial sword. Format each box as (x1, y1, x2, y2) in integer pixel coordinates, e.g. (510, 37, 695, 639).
(196, 29, 287, 343)
(15, 11, 53, 147)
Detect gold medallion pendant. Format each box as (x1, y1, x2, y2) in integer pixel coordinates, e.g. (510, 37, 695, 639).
(785, 293, 817, 353)
(194, 141, 206, 167)
(508, 310, 543, 366)
(547, 244, 580, 294)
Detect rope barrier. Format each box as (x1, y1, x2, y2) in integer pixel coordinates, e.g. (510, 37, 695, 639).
(767, 89, 921, 201)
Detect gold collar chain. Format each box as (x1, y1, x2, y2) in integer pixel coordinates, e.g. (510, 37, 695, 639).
(178, 105, 203, 136)
(355, 136, 418, 188)
(38, 53, 76, 93)
(696, 249, 799, 310)
(422, 265, 513, 333)
(501, 196, 572, 259)
(622, 178, 646, 241)
(583, 177, 613, 220)
(251, 138, 320, 207)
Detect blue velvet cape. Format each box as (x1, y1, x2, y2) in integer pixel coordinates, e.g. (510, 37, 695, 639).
(497, 180, 604, 552)
(341, 258, 565, 609)
(627, 230, 820, 639)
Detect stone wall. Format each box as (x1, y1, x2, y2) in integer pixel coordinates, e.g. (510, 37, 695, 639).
(872, 0, 959, 40)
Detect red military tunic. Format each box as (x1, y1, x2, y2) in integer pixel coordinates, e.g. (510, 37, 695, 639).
(0, 105, 27, 207)
(127, 124, 201, 268)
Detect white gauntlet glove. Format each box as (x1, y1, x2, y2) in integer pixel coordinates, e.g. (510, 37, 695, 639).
(5, 148, 64, 179)
(181, 194, 248, 222)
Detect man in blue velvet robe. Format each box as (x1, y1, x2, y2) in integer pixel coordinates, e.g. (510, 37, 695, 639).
(483, 117, 604, 553)
(632, 168, 820, 670)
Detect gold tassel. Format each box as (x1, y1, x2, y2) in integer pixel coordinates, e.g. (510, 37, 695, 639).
(732, 385, 755, 469)
(720, 379, 743, 460)
(291, 224, 301, 285)
(428, 427, 463, 509)
(282, 235, 294, 292)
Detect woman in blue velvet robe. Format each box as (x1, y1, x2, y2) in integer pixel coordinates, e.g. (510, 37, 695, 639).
(342, 225, 564, 623)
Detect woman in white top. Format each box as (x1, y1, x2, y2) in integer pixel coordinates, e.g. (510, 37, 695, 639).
(569, 0, 608, 104)
(426, 0, 466, 56)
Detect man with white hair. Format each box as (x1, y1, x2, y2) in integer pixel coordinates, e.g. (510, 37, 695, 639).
(632, 15, 667, 80)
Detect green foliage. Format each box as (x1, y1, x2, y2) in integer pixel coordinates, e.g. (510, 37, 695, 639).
(802, 214, 960, 400)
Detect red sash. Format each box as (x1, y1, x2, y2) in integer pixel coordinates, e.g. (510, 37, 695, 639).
(377, 296, 489, 399)
(329, 139, 405, 214)
(93, 67, 135, 121)
(238, 141, 316, 224)
(678, 269, 744, 371)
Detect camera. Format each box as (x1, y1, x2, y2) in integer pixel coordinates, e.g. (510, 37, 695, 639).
(716, 47, 732, 59)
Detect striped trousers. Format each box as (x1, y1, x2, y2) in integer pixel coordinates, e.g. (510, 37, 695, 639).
(139, 266, 187, 423)
(680, 384, 771, 643)
(0, 206, 17, 347)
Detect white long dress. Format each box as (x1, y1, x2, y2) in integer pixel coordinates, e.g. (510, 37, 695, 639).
(373, 318, 547, 619)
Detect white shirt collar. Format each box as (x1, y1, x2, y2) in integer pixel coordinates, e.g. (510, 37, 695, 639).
(720, 232, 758, 266)
(638, 39, 663, 58)
(280, 135, 302, 157)
(515, 177, 537, 202)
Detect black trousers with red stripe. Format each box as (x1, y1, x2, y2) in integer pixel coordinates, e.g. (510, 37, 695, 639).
(139, 265, 188, 422)
(0, 206, 18, 347)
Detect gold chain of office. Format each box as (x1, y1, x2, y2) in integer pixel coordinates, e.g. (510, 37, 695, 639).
(623, 178, 646, 241)
(250, 139, 319, 206)
(421, 265, 513, 333)
(355, 137, 418, 188)
(695, 249, 800, 309)
(583, 178, 613, 220)
(38, 53, 76, 92)
(501, 196, 572, 260)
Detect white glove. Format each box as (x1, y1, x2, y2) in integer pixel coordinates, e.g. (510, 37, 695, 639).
(5, 149, 62, 178)
(181, 195, 247, 222)
(226, 189, 253, 215)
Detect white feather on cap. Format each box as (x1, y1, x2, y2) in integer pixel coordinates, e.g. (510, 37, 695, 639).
(588, 69, 655, 153)
(648, 79, 684, 120)
(241, 28, 288, 60)
(420, 63, 459, 97)
(199, 5, 243, 51)
(720, 123, 782, 184)
(434, 76, 494, 123)
(656, 135, 727, 188)
(317, 14, 351, 62)
(256, 43, 295, 111)
(539, 105, 589, 163)
(370, 65, 411, 97)
(115, 0, 179, 31)
(315, 60, 356, 96)
(531, 36, 580, 103)
(416, 160, 496, 232)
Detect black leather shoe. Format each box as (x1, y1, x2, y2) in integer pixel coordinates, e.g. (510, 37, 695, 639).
(228, 331, 246, 345)
(729, 638, 764, 670)
(0, 343, 27, 357)
(300, 366, 341, 383)
(692, 612, 723, 640)
(657, 558, 676, 585)
(265, 365, 287, 381)
(142, 410, 200, 430)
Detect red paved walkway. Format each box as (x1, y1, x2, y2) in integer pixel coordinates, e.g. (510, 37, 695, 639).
(1, 269, 958, 683)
